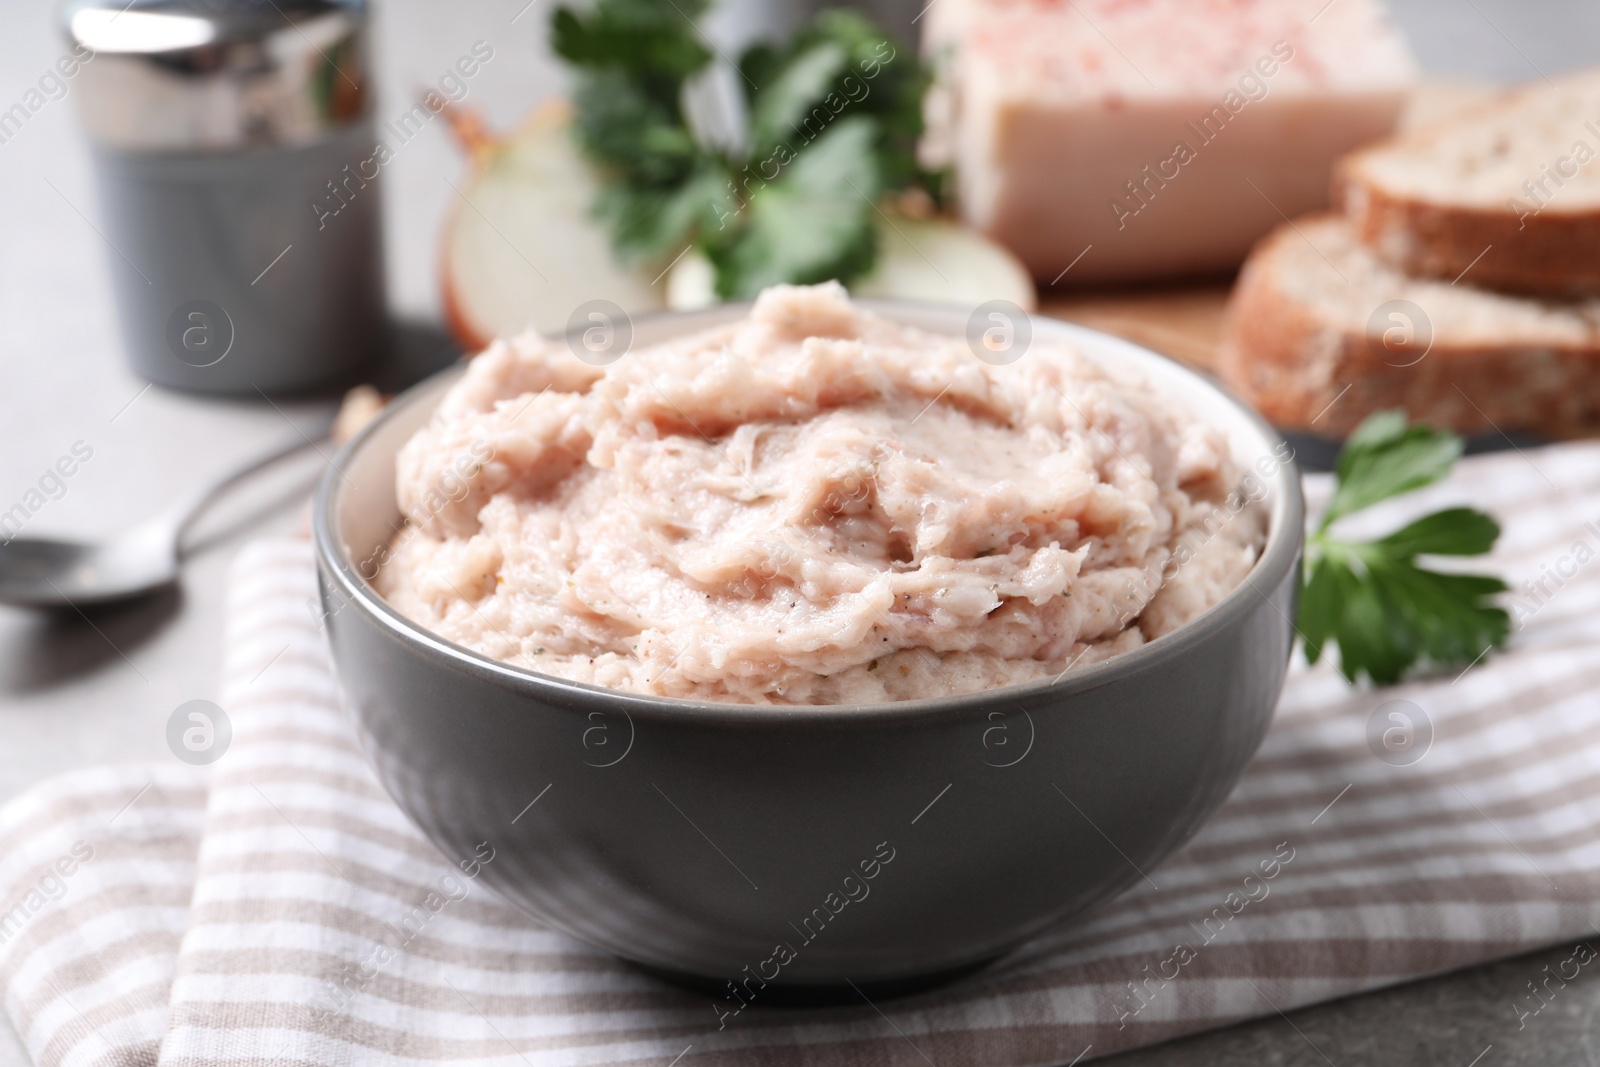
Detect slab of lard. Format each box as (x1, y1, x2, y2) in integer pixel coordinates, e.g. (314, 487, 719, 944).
(922, 0, 1416, 284)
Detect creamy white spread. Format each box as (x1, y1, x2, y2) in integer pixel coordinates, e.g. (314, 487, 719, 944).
(377, 283, 1264, 704)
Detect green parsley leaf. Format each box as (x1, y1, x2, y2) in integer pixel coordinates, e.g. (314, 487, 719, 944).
(1297, 552, 1342, 667)
(705, 116, 879, 298)
(740, 11, 936, 191)
(1373, 507, 1500, 558)
(1302, 412, 1509, 686)
(1323, 411, 1463, 528)
(550, 0, 712, 87)
(744, 39, 850, 154)
(550, 0, 943, 295)
(566, 68, 702, 187)
(1365, 555, 1507, 668)
(800, 10, 935, 194)
(592, 159, 729, 263)
(551, 0, 717, 264)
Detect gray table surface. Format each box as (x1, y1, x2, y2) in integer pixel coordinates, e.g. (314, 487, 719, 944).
(1, 0, 1597, 1063)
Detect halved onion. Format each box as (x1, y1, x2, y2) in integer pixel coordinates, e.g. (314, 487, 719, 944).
(441, 104, 1036, 349)
(441, 102, 665, 351)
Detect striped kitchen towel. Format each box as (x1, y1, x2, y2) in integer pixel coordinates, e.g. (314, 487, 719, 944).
(4, 440, 1600, 1067)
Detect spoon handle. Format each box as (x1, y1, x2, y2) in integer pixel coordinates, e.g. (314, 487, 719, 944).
(156, 421, 336, 550)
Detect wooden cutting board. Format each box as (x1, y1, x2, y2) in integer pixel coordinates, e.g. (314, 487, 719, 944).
(1041, 285, 1232, 375)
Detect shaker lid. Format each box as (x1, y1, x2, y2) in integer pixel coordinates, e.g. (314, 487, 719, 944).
(62, 0, 371, 152)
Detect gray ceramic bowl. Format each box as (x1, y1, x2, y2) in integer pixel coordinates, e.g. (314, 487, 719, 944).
(313, 302, 1304, 995)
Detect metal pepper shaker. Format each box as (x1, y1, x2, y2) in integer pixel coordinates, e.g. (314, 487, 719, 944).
(62, 0, 386, 396)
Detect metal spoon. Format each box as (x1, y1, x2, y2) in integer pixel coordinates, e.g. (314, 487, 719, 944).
(0, 430, 330, 609)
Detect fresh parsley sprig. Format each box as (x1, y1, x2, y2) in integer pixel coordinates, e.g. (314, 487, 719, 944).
(1299, 411, 1509, 686)
(550, 0, 944, 298)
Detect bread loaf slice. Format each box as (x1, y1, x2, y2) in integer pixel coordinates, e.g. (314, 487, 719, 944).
(1338, 69, 1600, 295)
(1220, 214, 1600, 435)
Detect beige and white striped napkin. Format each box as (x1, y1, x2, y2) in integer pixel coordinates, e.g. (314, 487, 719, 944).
(5, 440, 1600, 1067)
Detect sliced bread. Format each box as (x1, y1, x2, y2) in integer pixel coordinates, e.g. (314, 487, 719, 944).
(1220, 214, 1600, 435)
(1337, 69, 1600, 296)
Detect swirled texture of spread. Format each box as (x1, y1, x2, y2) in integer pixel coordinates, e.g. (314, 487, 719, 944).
(377, 283, 1264, 704)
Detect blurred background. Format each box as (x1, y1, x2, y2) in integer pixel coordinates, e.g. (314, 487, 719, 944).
(0, 0, 1596, 1061)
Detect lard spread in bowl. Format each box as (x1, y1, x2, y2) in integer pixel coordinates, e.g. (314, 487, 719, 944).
(376, 283, 1264, 705)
